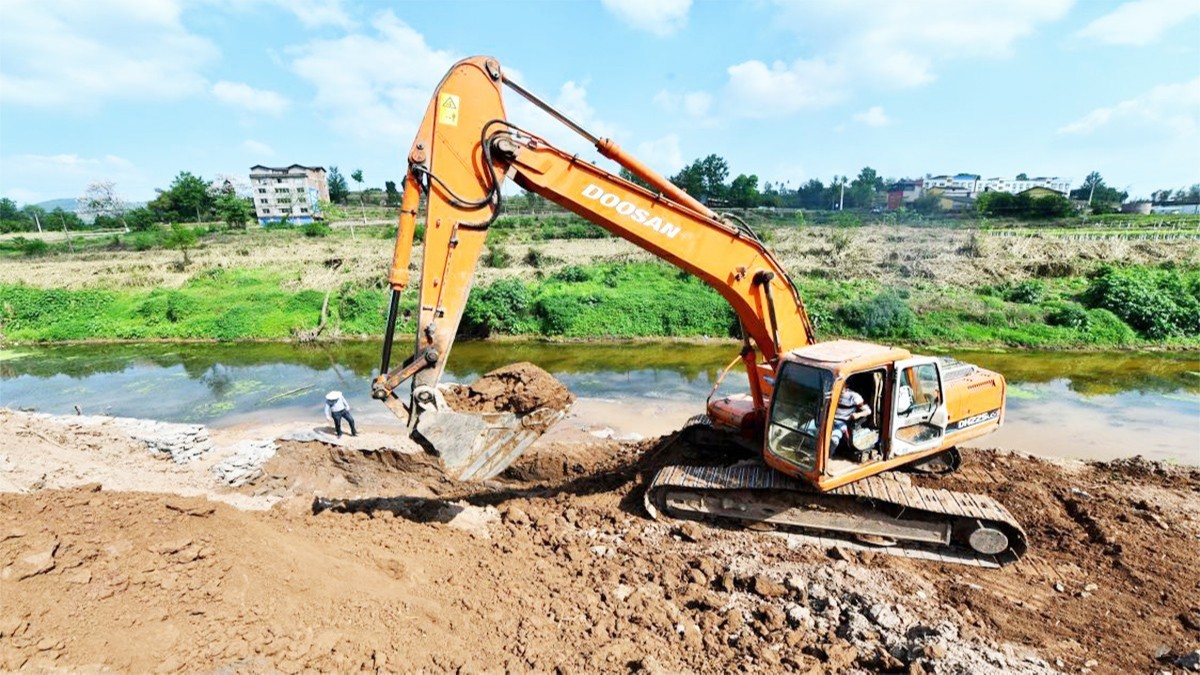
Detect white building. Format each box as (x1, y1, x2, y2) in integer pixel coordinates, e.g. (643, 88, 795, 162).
(981, 176, 1071, 195)
(924, 174, 982, 195)
(249, 165, 330, 225)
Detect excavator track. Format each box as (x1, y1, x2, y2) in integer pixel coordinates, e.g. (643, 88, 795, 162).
(645, 464, 1027, 567)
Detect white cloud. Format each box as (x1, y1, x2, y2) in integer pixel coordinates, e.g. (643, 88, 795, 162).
(724, 57, 847, 117)
(1058, 77, 1200, 137)
(1076, 0, 1200, 46)
(600, 0, 691, 37)
(506, 79, 626, 161)
(683, 91, 713, 117)
(0, 0, 218, 108)
(0, 154, 143, 204)
(852, 106, 891, 127)
(716, 0, 1072, 118)
(242, 140, 276, 157)
(288, 11, 457, 145)
(212, 81, 290, 115)
(634, 134, 685, 176)
(209, 0, 355, 30)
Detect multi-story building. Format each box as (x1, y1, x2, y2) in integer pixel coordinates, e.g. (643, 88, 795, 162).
(886, 179, 924, 210)
(249, 164, 330, 225)
(982, 176, 1071, 195)
(924, 174, 982, 194)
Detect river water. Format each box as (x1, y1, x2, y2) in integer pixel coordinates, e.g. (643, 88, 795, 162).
(2, 341, 1197, 465)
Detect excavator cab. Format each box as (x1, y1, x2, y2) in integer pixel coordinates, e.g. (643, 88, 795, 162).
(758, 342, 970, 492)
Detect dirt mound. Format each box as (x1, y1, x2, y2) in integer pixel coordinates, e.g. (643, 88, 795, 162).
(443, 361, 575, 415)
(909, 451, 1200, 673)
(238, 440, 456, 502)
(3, 411, 1199, 673)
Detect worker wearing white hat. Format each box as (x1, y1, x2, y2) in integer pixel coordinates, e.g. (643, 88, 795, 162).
(324, 390, 358, 438)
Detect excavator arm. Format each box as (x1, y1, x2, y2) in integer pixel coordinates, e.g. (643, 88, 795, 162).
(373, 56, 815, 479)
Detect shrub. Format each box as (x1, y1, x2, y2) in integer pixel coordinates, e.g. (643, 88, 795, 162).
(483, 245, 512, 268)
(836, 290, 917, 338)
(552, 265, 593, 283)
(1002, 279, 1046, 304)
(524, 247, 560, 268)
(1045, 301, 1089, 330)
(1083, 266, 1200, 339)
(302, 222, 331, 238)
(460, 278, 532, 336)
(16, 237, 49, 256)
(1084, 308, 1136, 345)
(130, 231, 160, 251)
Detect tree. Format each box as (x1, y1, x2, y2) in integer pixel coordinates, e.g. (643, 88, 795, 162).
(0, 198, 21, 220)
(728, 174, 760, 208)
(385, 180, 400, 206)
(670, 154, 730, 203)
(163, 223, 199, 265)
(795, 179, 826, 209)
(849, 166, 883, 209)
(698, 154, 729, 202)
(149, 172, 214, 224)
(78, 180, 130, 232)
(670, 161, 705, 200)
(0, 198, 35, 233)
(216, 193, 252, 229)
(350, 168, 366, 232)
(327, 166, 349, 204)
(1016, 172, 1029, 180)
(1070, 171, 1127, 208)
(910, 192, 942, 215)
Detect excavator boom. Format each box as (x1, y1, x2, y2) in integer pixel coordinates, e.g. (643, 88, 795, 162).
(372, 56, 816, 479)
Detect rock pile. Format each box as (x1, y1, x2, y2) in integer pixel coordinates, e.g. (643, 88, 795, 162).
(211, 441, 278, 487)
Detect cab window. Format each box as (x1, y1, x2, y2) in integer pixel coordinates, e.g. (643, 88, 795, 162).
(767, 363, 831, 471)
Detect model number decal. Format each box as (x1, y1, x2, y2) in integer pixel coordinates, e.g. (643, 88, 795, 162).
(949, 409, 999, 431)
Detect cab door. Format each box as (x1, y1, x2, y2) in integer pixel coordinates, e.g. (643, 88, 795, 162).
(889, 358, 948, 457)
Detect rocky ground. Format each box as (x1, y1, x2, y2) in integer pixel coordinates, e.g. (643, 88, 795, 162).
(1, 402, 1198, 673)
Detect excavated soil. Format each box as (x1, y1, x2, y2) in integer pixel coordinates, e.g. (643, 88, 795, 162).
(442, 362, 576, 415)
(1, 402, 1198, 673)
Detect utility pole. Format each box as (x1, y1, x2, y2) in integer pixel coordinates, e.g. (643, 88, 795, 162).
(59, 212, 74, 253)
(838, 179, 845, 211)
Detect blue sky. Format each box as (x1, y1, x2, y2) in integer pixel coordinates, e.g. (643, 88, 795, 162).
(1, 0, 1198, 205)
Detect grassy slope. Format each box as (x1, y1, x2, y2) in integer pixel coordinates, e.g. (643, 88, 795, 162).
(1, 219, 1198, 348)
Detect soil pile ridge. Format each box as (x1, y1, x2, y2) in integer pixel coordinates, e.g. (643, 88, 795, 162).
(1, 406, 1197, 673)
(443, 361, 575, 415)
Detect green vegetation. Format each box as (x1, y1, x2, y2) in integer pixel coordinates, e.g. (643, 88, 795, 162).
(7, 256, 1194, 349)
(461, 264, 736, 339)
(0, 269, 399, 342)
(976, 191, 1073, 219)
(1082, 266, 1200, 339)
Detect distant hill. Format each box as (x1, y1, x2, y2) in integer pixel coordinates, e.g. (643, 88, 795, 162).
(34, 198, 79, 212)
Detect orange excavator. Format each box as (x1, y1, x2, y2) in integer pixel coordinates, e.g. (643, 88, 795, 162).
(371, 56, 1026, 565)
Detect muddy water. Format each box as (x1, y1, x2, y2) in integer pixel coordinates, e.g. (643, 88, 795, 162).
(1, 342, 1197, 465)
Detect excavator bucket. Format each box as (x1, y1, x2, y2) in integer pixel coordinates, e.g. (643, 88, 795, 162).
(410, 405, 568, 482)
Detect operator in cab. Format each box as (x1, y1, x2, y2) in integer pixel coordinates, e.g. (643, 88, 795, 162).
(830, 387, 870, 454)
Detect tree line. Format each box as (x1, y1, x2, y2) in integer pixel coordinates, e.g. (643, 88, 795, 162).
(0, 172, 254, 234)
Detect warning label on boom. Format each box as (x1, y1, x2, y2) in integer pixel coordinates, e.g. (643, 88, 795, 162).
(438, 93, 460, 127)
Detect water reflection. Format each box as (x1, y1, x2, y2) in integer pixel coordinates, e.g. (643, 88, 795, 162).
(2, 341, 1197, 463)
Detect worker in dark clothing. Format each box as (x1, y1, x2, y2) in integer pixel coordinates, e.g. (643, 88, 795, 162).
(324, 390, 358, 437)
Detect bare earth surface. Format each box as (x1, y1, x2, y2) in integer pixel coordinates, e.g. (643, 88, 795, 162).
(1, 404, 1198, 673)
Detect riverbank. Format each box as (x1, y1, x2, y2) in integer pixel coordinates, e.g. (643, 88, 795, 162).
(4, 341, 1198, 465)
(1, 408, 1198, 673)
(1, 223, 1197, 349)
